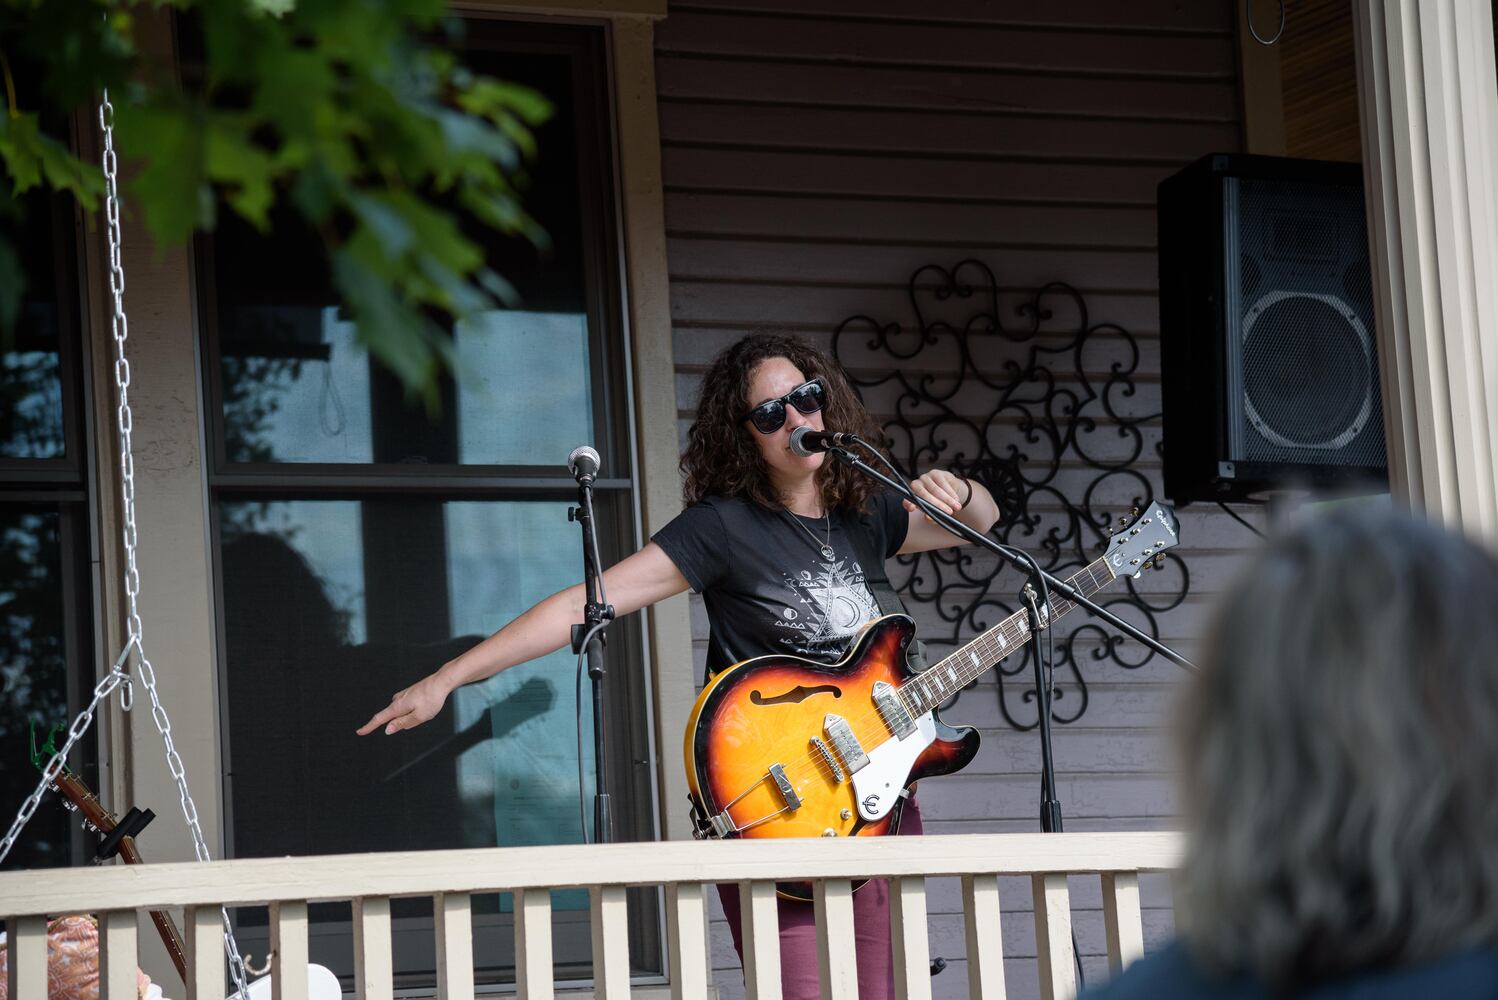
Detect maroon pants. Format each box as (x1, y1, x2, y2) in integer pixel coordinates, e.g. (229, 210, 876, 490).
(716, 796, 924, 1000)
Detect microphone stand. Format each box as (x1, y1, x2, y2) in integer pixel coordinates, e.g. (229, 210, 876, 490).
(569, 475, 615, 844)
(819, 443, 1196, 838)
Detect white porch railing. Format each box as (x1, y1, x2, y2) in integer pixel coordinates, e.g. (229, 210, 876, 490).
(1, 831, 1181, 1000)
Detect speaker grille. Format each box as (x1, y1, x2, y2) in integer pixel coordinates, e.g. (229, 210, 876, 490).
(1242, 294, 1375, 456)
(1227, 176, 1385, 469)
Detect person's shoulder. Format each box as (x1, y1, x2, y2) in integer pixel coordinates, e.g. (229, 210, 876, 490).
(660, 495, 766, 543)
(1083, 941, 1259, 1000)
(691, 494, 778, 522)
(1311, 949, 1498, 999)
(847, 488, 901, 522)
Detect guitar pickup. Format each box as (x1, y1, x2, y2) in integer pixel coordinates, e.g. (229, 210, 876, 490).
(872, 681, 914, 738)
(823, 714, 869, 774)
(768, 763, 800, 811)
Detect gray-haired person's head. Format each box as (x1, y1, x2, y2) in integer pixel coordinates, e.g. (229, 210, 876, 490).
(1176, 503, 1498, 989)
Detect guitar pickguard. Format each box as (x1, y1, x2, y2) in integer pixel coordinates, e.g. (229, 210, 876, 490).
(850, 709, 936, 821)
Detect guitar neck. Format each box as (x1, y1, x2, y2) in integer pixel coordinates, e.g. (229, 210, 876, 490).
(51, 772, 190, 984)
(901, 554, 1117, 714)
(117, 836, 191, 983)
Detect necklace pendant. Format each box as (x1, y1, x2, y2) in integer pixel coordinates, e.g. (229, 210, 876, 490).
(820, 544, 835, 559)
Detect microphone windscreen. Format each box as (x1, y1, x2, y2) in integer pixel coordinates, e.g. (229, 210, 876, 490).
(788, 426, 815, 457)
(568, 445, 601, 477)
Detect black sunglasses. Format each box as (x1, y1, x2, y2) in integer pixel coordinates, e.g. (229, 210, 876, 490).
(743, 377, 827, 434)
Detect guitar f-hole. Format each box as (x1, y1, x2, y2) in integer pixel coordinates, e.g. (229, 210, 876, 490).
(749, 684, 841, 706)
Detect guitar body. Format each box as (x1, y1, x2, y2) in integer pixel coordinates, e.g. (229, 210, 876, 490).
(683, 615, 978, 899)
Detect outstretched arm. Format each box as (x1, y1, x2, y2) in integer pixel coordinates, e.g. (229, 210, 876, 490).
(356, 542, 690, 735)
(897, 469, 1000, 555)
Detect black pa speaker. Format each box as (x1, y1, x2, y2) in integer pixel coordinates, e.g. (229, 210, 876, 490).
(1158, 153, 1388, 505)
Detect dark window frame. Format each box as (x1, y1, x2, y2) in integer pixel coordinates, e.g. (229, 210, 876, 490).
(0, 162, 102, 872)
(191, 17, 664, 990)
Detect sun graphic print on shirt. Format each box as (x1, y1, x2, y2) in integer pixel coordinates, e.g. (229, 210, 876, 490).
(773, 555, 882, 658)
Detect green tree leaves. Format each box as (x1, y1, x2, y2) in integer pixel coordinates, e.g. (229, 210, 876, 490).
(1, 0, 551, 407)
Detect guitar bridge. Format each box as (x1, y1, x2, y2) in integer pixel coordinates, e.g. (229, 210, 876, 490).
(809, 737, 845, 783)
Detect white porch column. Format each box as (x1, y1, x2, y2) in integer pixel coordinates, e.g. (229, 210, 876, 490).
(1353, 0, 1498, 539)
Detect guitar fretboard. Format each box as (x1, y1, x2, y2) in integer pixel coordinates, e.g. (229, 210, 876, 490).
(899, 555, 1116, 715)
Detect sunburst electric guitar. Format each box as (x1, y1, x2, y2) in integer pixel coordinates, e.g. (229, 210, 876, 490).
(683, 501, 1178, 898)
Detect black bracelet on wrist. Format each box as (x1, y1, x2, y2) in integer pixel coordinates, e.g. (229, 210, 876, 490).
(958, 477, 973, 508)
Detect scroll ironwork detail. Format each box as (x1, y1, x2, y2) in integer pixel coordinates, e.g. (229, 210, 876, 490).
(833, 259, 1189, 730)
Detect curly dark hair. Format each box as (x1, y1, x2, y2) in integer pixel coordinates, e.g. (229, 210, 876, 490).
(681, 333, 886, 513)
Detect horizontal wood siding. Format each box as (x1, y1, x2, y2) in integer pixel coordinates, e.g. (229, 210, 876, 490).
(656, 3, 1248, 997)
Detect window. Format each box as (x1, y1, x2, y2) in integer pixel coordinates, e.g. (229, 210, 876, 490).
(195, 19, 662, 990)
(0, 147, 99, 871)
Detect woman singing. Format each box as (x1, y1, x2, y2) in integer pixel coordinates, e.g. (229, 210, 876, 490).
(360, 332, 999, 998)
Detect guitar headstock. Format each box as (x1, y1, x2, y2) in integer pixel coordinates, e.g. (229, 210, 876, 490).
(1104, 501, 1179, 579)
(50, 768, 117, 834)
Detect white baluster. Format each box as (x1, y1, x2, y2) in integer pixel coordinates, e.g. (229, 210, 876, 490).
(666, 883, 709, 1000)
(590, 885, 630, 999)
(353, 896, 393, 1000)
(7, 916, 47, 998)
(100, 909, 139, 1000)
(185, 906, 223, 1000)
(740, 880, 781, 1000)
(815, 878, 858, 999)
(1101, 872, 1144, 973)
(515, 888, 555, 1000)
(890, 877, 932, 1000)
(435, 892, 474, 1000)
(962, 874, 1006, 1000)
(271, 900, 309, 1000)
(1032, 874, 1075, 1000)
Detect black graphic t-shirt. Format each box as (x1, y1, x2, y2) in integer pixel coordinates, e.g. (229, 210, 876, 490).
(652, 492, 909, 677)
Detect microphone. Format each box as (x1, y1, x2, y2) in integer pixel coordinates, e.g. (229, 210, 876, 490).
(788, 426, 854, 457)
(567, 445, 601, 485)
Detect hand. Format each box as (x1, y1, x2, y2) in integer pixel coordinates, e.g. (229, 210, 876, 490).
(902, 469, 970, 518)
(357, 671, 452, 736)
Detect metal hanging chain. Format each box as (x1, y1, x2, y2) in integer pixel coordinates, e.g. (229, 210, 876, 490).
(97, 87, 254, 1000)
(0, 90, 252, 999)
(0, 642, 134, 863)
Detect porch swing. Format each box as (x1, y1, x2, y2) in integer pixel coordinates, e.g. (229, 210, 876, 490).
(0, 92, 338, 1000)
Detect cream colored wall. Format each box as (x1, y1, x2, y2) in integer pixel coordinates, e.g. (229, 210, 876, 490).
(610, 15, 695, 844)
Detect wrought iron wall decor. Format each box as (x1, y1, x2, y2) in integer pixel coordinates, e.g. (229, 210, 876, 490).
(833, 259, 1190, 731)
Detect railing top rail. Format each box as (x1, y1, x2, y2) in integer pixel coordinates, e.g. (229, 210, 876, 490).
(0, 831, 1181, 915)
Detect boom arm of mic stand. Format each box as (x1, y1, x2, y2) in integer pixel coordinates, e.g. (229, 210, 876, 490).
(823, 446, 1197, 673)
